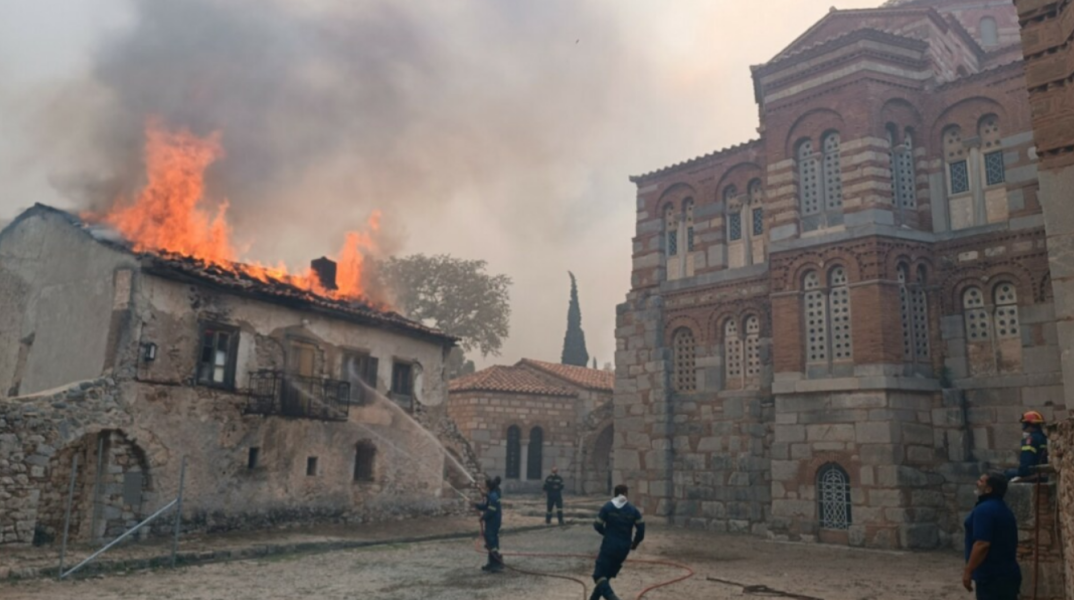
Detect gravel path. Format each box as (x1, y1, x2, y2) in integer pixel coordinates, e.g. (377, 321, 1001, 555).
(3, 524, 969, 600)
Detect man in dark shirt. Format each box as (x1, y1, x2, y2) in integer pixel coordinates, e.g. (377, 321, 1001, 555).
(590, 484, 645, 600)
(963, 472, 1020, 599)
(543, 466, 565, 525)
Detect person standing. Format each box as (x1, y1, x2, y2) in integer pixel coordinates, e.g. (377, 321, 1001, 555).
(1005, 411, 1049, 482)
(963, 472, 1021, 599)
(543, 466, 565, 525)
(589, 484, 645, 600)
(474, 475, 504, 573)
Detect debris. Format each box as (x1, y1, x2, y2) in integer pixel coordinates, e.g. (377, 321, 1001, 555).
(707, 576, 825, 600)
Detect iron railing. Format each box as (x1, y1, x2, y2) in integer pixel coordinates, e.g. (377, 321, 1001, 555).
(245, 370, 350, 421)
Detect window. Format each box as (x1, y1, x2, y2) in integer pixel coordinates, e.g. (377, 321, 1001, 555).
(288, 340, 317, 377)
(980, 16, 998, 47)
(306, 456, 319, 477)
(729, 212, 742, 241)
(804, 271, 828, 364)
(980, 116, 1004, 187)
(343, 352, 379, 404)
(684, 199, 695, 251)
(725, 319, 742, 387)
(829, 267, 852, 361)
(944, 127, 970, 195)
(752, 207, 764, 236)
(911, 266, 930, 361)
(354, 441, 376, 482)
(672, 327, 696, 393)
(664, 204, 678, 257)
(247, 447, 260, 470)
(817, 464, 852, 530)
(196, 323, 239, 388)
(798, 140, 820, 216)
(984, 152, 1005, 186)
(994, 283, 1019, 339)
(391, 361, 413, 397)
(898, 266, 913, 361)
(822, 132, 844, 209)
(892, 129, 916, 208)
(505, 425, 521, 479)
(963, 286, 990, 341)
(745, 316, 761, 380)
(949, 161, 970, 194)
(527, 427, 543, 480)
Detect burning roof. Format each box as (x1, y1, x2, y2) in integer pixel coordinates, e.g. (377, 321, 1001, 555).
(12, 204, 456, 345)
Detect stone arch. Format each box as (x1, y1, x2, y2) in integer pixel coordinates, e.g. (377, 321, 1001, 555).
(942, 264, 1034, 313)
(929, 96, 1009, 150)
(784, 108, 847, 157)
(656, 182, 699, 212)
(879, 97, 924, 136)
(664, 315, 704, 346)
(715, 162, 765, 203)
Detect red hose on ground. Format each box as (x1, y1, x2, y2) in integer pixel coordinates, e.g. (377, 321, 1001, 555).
(475, 519, 694, 600)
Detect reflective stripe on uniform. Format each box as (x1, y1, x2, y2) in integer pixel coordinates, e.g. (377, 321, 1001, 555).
(487, 506, 498, 511)
(1022, 445, 1038, 453)
(595, 519, 605, 525)
(595, 577, 608, 585)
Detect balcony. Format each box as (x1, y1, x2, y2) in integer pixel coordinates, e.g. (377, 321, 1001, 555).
(245, 370, 350, 421)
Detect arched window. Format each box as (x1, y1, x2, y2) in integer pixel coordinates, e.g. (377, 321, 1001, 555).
(725, 319, 743, 390)
(979, 116, 1005, 187)
(912, 266, 930, 361)
(829, 267, 853, 361)
(664, 204, 678, 257)
(898, 265, 913, 361)
(963, 286, 990, 342)
(526, 427, 543, 480)
(804, 271, 828, 365)
(725, 185, 742, 242)
(798, 140, 820, 216)
(748, 179, 764, 238)
(672, 327, 697, 393)
(505, 425, 521, 480)
(745, 315, 761, 383)
(944, 126, 969, 196)
(822, 132, 844, 210)
(817, 463, 852, 530)
(993, 283, 1019, 339)
(980, 16, 999, 47)
(354, 441, 376, 482)
(684, 198, 696, 251)
(894, 129, 916, 208)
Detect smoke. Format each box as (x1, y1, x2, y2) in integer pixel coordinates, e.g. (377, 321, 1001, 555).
(16, 0, 645, 263)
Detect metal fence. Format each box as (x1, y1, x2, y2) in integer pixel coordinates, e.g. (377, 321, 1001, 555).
(246, 370, 350, 421)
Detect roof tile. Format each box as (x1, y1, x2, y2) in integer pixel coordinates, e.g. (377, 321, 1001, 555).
(517, 359, 614, 392)
(448, 365, 578, 397)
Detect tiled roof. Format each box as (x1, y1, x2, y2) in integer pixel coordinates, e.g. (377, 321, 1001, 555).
(517, 359, 614, 392)
(16, 204, 456, 345)
(629, 139, 761, 184)
(448, 365, 577, 397)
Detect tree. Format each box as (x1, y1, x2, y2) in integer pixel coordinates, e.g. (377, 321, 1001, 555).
(561, 272, 589, 367)
(378, 254, 512, 359)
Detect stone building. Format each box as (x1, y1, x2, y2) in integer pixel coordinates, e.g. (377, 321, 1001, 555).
(615, 0, 1068, 550)
(448, 359, 613, 494)
(0, 204, 465, 547)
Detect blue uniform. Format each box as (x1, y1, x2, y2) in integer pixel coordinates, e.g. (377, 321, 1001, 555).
(475, 488, 503, 571)
(1017, 430, 1048, 478)
(544, 473, 565, 524)
(964, 495, 1021, 599)
(590, 499, 645, 600)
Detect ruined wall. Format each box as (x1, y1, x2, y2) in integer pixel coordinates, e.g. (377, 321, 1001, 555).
(446, 390, 577, 493)
(1050, 419, 1074, 599)
(1007, 482, 1065, 600)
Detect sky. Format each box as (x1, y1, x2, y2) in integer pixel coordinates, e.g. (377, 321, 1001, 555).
(0, 0, 884, 371)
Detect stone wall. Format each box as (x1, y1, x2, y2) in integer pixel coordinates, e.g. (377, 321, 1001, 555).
(1007, 482, 1065, 600)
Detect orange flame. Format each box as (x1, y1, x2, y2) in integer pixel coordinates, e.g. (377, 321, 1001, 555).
(87, 120, 383, 305)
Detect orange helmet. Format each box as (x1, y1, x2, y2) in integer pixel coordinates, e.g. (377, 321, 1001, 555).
(1021, 410, 1045, 425)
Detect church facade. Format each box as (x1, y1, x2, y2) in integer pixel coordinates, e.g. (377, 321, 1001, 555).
(614, 0, 1066, 549)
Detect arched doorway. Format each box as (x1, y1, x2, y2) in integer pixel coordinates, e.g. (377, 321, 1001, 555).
(587, 424, 614, 495)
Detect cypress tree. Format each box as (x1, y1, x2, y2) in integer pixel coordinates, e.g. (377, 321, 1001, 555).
(561, 272, 590, 367)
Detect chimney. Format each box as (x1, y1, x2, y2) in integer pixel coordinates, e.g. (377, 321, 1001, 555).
(311, 257, 338, 291)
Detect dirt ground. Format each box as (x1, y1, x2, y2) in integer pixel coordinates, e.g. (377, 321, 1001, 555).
(3, 523, 968, 600)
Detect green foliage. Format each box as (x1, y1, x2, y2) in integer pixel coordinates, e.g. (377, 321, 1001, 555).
(561, 272, 589, 367)
(379, 254, 512, 358)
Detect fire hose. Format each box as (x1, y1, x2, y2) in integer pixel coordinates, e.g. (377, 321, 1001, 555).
(475, 518, 694, 600)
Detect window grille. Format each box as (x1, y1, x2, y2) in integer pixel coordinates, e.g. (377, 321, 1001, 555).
(994, 283, 1019, 339)
(912, 267, 930, 360)
(752, 207, 764, 236)
(685, 199, 695, 251)
(745, 316, 761, 379)
(984, 151, 1005, 186)
(963, 287, 990, 341)
(895, 136, 916, 208)
(830, 267, 853, 361)
(898, 266, 913, 361)
(665, 205, 678, 256)
(725, 319, 742, 381)
(673, 328, 697, 393)
(822, 133, 843, 209)
(354, 442, 376, 482)
(818, 464, 852, 530)
(798, 141, 820, 216)
(729, 212, 742, 241)
(949, 161, 970, 194)
(804, 271, 828, 364)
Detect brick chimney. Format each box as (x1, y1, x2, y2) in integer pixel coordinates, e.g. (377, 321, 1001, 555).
(311, 257, 337, 291)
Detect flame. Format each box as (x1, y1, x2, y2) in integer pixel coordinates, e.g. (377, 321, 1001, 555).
(87, 119, 383, 305)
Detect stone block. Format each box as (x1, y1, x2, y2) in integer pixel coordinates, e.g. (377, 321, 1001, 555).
(774, 424, 806, 444)
(807, 424, 856, 442)
(790, 444, 813, 460)
(900, 423, 934, 446)
(869, 489, 903, 507)
(860, 444, 902, 465)
(856, 421, 897, 444)
(771, 460, 800, 482)
(900, 524, 940, 549)
(906, 445, 935, 464)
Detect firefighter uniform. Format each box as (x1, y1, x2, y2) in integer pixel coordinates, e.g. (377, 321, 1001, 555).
(1005, 411, 1049, 481)
(543, 472, 565, 525)
(590, 496, 645, 600)
(475, 481, 503, 572)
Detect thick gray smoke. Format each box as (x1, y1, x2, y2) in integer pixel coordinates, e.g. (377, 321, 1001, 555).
(26, 0, 641, 262)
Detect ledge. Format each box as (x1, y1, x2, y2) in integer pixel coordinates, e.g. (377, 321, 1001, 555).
(772, 375, 941, 395)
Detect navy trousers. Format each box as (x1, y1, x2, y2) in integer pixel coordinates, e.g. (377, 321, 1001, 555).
(975, 577, 1021, 600)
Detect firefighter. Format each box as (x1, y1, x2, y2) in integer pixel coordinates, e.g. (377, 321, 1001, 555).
(474, 475, 504, 572)
(543, 466, 565, 525)
(1005, 411, 1049, 482)
(589, 484, 645, 600)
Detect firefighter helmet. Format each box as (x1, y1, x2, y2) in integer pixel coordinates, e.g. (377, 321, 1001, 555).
(1020, 410, 1045, 425)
